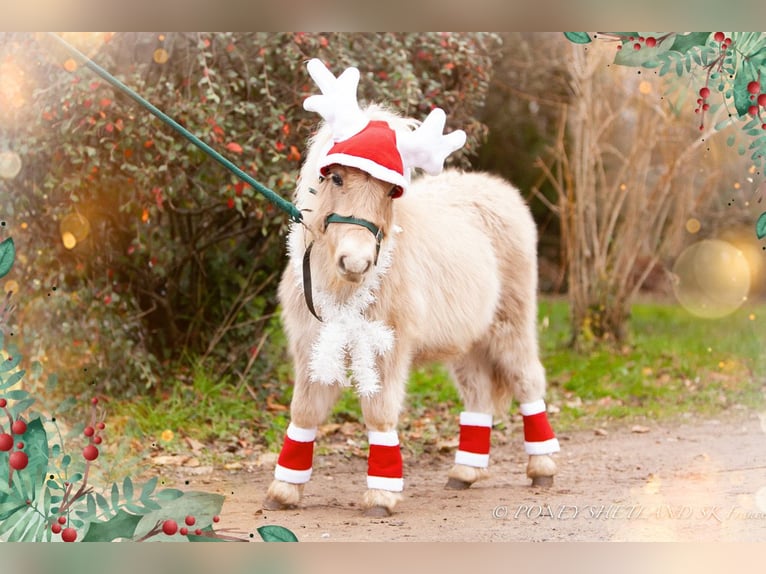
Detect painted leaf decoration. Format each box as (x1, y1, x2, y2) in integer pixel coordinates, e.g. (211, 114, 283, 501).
(0, 237, 15, 279)
(257, 524, 298, 542)
(564, 32, 592, 44)
(81, 508, 143, 542)
(756, 211, 766, 239)
(733, 61, 758, 117)
(132, 490, 224, 540)
(668, 32, 712, 54)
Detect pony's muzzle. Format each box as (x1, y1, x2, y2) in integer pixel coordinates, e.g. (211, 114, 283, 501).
(337, 252, 372, 283)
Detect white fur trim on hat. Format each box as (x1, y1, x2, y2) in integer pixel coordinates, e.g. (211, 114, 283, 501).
(319, 152, 408, 190)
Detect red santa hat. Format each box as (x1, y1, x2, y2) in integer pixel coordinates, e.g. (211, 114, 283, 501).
(318, 120, 408, 194)
(304, 59, 466, 196)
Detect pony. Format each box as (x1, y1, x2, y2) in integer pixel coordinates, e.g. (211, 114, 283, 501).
(264, 59, 559, 516)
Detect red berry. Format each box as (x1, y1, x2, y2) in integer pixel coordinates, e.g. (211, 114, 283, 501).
(9, 451, 28, 470)
(0, 398, 6, 408)
(91, 398, 99, 405)
(617, 44, 622, 51)
(58, 515, 67, 525)
(162, 519, 178, 536)
(11, 420, 27, 435)
(180, 527, 188, 536)
(96, 422, 105, 430)
(725, 37, 732, 46)
(212, 515, 220, 523)
(699, 87, 711, 99)
(645, 37, 657, 48)
(84, 426, 95, 437)
(194, 529, 202, 536)
(0, 433, 12, 451)
(749, 105, 759, 116)
(703, 103, 710, 111)
(82, 445, 99, 461)
(51, 523, 62, 534)
(633, 43, 641, 50)
(16, 442, 23, 449)
(748, 81, 760, 94)
(61, 527, 77, 542)
(185, 515, 196, 526)
(93, 436, 103, 445)
(762, 124, 766, 130)
(714, 32, 725, 42)
(759, 93, 766, 106)
(227, 198, 235, 209)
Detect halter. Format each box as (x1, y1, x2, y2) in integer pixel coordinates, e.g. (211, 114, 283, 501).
(302, 214, 385, 322)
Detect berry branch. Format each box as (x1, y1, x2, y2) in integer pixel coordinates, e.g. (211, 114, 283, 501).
(565, 31, 766, 242)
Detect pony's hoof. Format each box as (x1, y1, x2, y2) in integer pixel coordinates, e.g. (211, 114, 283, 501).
(531, 475, 554, 488)
(363, 505, 392, 518)
(265, 479, 303, 510)
(526, 454, 557, 488)
(262, 496, 294, 511)
(445, 477, 472, 490)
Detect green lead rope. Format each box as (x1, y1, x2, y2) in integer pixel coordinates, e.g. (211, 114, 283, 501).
(46, 33, 303, 224)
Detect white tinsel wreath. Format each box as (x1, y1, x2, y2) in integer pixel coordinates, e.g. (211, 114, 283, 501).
(288, 227, 400, 397)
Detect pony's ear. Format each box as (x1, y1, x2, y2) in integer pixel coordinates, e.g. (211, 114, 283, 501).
(303, 59, 369, 142)
(397, 108, 466, 175)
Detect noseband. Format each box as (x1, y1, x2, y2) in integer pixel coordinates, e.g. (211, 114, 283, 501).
(302, 213, 385, 322)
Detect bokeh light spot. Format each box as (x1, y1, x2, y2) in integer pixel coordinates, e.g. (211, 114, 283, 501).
(60, 212, 91, 244)
(672, 239, 751, 318)
(4, 280, 19, 295)
(153, 49, 169, 64)
(0, 151, 22, 179)
(63, 58, 78, 72)
(638, 80, 652, 95)
(685, 218, 701, 234)
(62, 232, 77, 250)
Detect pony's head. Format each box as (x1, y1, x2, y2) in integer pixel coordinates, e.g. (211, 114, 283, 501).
(309, 163, 397, 283)
(295, 58, 466, 286)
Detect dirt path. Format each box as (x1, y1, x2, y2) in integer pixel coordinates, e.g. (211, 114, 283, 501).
(163, 411, 766, 542)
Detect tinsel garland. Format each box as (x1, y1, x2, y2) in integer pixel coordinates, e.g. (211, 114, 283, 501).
(289, 227, 399, 396)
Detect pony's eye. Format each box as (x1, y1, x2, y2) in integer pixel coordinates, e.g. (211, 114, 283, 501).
(331, 173, 343, 187)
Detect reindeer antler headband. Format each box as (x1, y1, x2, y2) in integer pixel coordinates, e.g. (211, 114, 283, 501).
(304, 58, 467, 194)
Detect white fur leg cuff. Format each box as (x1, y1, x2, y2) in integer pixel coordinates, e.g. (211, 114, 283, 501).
(524, 438, 561, 456)
(454, 450, 490, 468)
(367, 476, 404, 492)
(274, 464, 313, 484)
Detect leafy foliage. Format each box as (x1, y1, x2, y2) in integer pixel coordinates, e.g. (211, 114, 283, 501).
(565, 32, 766, 241)
(0, 234, 296, 541)
(0, 32, 500, 397)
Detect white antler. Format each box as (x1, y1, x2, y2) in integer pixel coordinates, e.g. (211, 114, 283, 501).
(397, 108, 466, 175)
(303, 58, 369, 142)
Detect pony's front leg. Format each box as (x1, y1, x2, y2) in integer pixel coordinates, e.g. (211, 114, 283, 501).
(264, 377, 340, 510)
(359, 365, 408, 517)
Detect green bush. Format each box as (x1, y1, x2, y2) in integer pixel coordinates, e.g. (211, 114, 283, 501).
(1, 32, 501, 396)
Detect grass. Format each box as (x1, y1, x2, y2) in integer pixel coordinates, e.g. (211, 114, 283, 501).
(108, 298, 766, 456)
(539, 297, 766, 429)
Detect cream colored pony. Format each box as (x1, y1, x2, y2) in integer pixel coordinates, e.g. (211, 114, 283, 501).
(264, 60, 559, 516)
